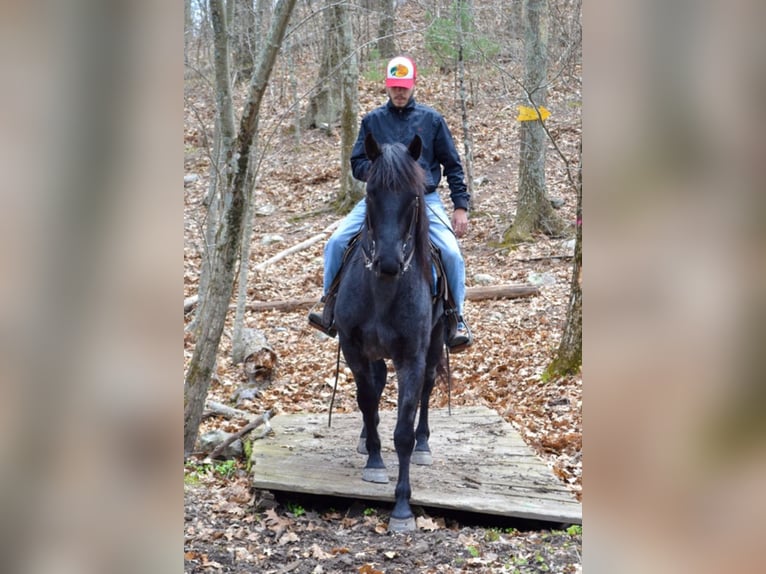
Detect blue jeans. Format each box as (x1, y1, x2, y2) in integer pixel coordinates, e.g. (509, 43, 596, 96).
(323, 192, 466, 316)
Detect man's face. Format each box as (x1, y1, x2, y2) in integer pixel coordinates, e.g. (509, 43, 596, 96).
(387, 86, 414, 108)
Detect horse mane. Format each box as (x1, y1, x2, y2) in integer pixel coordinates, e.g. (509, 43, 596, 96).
(367, 142, 431, 280)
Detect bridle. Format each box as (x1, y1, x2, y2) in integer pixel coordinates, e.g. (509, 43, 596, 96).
(361, 194, 420, 275)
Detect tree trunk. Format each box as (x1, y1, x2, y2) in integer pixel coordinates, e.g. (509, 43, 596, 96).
(184, 0, 194, 65)
(377, 0, 396, 58)
(456, 0, 474, 203)
(546, 145, 582, 377)
(232, 0, 256, 81)
(231, 130, 259, 365)
(304, 0, 342, 130)
(336, 1, 364, 211)
(184, 0, 298, 456)
(504, 0, 565, 244)
(190, 0, 238, 335)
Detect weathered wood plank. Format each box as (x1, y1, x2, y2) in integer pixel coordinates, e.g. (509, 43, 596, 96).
(251, 405, 581, 524)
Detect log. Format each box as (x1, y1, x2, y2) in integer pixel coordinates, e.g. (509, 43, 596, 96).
(209, 410, 274, 460)
(238, 284, 539, 313)
(185, 222, 341, 314)
(253, 220, 340, 273)
(188, 284, 540, 315)
(464, 284, 540, 301)
(203, 400, 253, 420)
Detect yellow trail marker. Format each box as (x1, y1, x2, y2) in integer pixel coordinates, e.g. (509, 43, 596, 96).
(517, 105, 551, 121)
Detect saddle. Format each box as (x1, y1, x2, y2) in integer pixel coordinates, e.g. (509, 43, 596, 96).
(324, 231, 454, 320)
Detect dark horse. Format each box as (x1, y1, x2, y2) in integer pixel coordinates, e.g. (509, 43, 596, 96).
(334, 133, 445, 532)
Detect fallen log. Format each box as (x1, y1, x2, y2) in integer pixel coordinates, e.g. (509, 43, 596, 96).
(238, 284, 539, 313)
(463, 284, 540, 301)
(203, 400, 252, 420)
(208, 410, 274, 460)
(253, 220, 340, 273)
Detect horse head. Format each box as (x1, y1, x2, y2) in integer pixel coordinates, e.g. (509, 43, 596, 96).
(362, 133, 428, 280)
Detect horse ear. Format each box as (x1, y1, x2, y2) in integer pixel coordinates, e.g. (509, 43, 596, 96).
(408, 135, 422, 161)
(365, 133, 381, 161)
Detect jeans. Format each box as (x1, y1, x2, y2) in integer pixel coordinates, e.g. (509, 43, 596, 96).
(323, 192, 466, 316)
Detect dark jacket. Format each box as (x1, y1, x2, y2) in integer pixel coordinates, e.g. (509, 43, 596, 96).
(350, 97, 470, 211)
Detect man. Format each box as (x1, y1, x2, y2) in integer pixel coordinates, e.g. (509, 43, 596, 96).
(308, 55, 473, 351)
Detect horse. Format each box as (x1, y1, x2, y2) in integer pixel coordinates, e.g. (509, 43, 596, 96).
(334, 133, 446, 532)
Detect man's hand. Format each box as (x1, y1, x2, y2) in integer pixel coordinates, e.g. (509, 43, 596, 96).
(452, 208, 469, 238)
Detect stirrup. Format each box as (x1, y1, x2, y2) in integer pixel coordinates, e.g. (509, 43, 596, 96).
(446, 314, 473, 353)
(308, 311, 337, 337)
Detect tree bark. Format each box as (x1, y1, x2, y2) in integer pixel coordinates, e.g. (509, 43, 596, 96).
(456, 0, 474, 203)
(184, 0, 298, 456)
(547, 146, 582, 377)
(232, 0, 256, 80)
(504, 0, 565, 244)
(190, 0, 237, 334)
(304, 0, 341, 130)
(336, 0, 364, 211)
(377, 0, 396, 58)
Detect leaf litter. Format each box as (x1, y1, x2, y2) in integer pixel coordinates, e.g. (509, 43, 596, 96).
(184, 4, 581, 570)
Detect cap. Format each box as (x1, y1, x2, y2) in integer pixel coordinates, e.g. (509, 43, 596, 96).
(385, 56, 416, 89)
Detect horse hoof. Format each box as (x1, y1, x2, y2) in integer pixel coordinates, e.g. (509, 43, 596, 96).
(362, 467, 389, 483)
(357, 438, 367, 455)
(412, 450, 433, 466)
(388, 516, 417, 533)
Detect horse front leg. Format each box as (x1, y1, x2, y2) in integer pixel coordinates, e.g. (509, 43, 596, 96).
(355, 360, 388, 484)
(357, 360, 387, 455)
(389, 362, 424, 532)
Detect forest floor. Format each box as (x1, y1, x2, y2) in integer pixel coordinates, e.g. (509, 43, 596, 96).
(183, 23, 582, 573)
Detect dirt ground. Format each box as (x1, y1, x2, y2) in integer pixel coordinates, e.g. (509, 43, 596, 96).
(184, 478, 582, 573)
(184, 17, 582, 571)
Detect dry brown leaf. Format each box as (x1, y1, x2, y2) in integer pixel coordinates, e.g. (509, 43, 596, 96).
(278, 531, 299, 546)
(264, 508, 290, 532)
(415, 516, 443, 531)
(311, 543, 332, 560)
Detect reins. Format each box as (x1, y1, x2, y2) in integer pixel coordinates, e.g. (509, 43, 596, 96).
(328, 340, 342, 428)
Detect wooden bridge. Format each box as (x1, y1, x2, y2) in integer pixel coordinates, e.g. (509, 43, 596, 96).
(251, 404, 581, 525)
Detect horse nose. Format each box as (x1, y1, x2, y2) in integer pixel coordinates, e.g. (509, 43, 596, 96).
(373, 254, 402, 278)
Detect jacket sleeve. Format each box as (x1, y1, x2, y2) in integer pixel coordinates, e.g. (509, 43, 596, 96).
(350, 118, 371, 182)
(433, 116, 470, 211)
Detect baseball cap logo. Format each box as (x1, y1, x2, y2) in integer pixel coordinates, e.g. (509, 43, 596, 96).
(390, 62, 410, 78)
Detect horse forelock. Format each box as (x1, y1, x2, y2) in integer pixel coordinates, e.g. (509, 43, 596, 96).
(367, 142, 426, 198)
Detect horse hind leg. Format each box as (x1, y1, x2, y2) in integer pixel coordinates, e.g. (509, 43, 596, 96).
(412, 365, 437, 466)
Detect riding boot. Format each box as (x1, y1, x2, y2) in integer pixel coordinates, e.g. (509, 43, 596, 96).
(445, 307, 473, 353)
(308, 291, 337, 337)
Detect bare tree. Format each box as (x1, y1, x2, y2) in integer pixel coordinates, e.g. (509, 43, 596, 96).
(336, 1, 364, 211)
(191, 0, 238, 337)
(546, 144, 582, 377)
(232, 0, 257, 81)
(377, 0, 396, 58)
(456, 0, 475, 202)
(184, 0, 298, 455)
(303, 0, 344, 130)
(503, 0, 566, 243)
